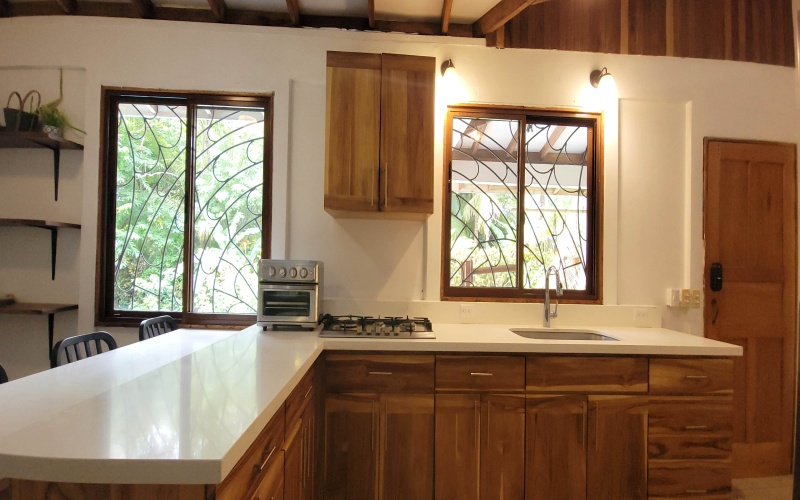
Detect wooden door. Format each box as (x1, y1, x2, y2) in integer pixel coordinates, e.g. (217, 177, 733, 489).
(285, 401, 314, 500)
(480, 394, 525, 500)
(704, 138, 797, 477)
(322, 393, 378, 500)
(526, 395, 587, 500)
(249, 450, 284, 500)
(435, 393, 481, 500)
(380, 53, 435, 215)
(379, 394, 434, 500)
(587, 396, 648, 500)
(325, 51, 381, 213)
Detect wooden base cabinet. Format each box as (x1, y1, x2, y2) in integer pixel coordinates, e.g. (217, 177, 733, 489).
(322, 393, 434, 500)
(435, 393, 525, 500)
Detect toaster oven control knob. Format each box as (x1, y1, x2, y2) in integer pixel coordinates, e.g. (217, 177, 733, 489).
(289, 267, 298, 278)
(299, 267, 308, 279)
(278, 267, 287, 278)
(268, 266, 276, 278)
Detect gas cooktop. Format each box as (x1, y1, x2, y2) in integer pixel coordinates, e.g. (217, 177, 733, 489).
(318, 314, 435, 339)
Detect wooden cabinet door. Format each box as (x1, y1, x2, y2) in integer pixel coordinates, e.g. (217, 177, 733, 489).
(284, 425, 302, 500)
(250, 450, 285, 500)
(379, 53, 435, 215)
(526, 395, 587, 500)
(322, 393, 378, 500)
(587, 396, 648, 500)
(379, 393, 434, 500)
(301, 399, 315, 500)
(325, 51, 381, 213)
(481, 394, 525, 500)
(435, 394, 480, 500)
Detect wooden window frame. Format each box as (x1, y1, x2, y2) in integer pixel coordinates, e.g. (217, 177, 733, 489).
(96, 87, 274, 328)
(441, 104, 604, 304)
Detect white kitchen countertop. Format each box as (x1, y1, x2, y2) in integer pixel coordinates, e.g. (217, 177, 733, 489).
(0, 323, 741, 485)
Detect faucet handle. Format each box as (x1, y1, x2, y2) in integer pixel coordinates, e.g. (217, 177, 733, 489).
(551, 299, 559, 319)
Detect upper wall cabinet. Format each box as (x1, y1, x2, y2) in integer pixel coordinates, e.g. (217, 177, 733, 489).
(324, 51, 435, 220)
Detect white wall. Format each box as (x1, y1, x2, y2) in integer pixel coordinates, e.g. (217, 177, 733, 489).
(0, 16, 798, 379)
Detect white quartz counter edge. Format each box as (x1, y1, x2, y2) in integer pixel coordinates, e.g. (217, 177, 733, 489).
(0, 324, 741, 485)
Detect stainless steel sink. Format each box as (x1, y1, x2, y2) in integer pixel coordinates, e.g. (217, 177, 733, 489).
(510, 328, 618, 341)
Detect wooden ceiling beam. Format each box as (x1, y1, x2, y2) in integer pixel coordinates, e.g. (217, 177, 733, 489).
(53, 0, 77, 14)
(539, 125, 566, 157)
(474, 0, 550, 36)
(285, 0, 299, 25)
(367, 0, 374, 28)
(441, 0, 453, 34)
(207, 0, 226, 22)
(130, 0, 154, 18)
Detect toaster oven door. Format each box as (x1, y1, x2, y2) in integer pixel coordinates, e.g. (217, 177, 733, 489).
(258, 283, 318, 324)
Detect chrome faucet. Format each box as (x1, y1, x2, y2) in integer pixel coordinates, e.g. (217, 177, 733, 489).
(543, 266, 563, 327)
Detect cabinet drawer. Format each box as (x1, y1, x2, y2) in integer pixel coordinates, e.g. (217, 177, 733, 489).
(436, 355, 524, 392)
(648, 460, 731, 498)
(286, 365, 315, 435)
(650, 358, 733, 395)
(325, 353, 434, 393)
(649, 398, 733, 436)
(526, 356, 648, 393)
(217, 406, 285, 500)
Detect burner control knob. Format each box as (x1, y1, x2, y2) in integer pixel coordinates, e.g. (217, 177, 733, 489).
(299, 267, 308, 279)
(289, 267, 298, 278)
(268, 266, 276, 278)
(278, 267, 287, 278)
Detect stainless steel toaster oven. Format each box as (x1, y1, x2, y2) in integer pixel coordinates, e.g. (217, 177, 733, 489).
(257, 259, 322, 330)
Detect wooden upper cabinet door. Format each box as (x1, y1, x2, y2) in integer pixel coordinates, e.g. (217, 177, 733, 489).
(480, 394, 525, 500)
(435, 393, 481, 500)
(587, 396, 648, 500)
(526, 395, 587, 500)
(325, 51, 382, 213)
(380, 394, 434, 500)
(322, 393, 378, 500)
(379, 53, 435, 216)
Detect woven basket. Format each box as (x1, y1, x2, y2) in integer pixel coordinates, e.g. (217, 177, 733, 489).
(3, 90, 41, 132)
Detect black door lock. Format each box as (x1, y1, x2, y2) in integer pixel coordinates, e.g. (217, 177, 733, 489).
(710, 262, 723, 292)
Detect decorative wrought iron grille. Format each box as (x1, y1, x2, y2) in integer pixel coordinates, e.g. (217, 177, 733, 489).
(107, 91, 270, 322)
(445, 107, 599, 300)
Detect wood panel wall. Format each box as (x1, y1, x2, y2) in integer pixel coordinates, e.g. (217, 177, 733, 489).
(497, 0, 795, 67)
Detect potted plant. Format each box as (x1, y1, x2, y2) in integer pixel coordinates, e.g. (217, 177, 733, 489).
(37, 69, 85, 137)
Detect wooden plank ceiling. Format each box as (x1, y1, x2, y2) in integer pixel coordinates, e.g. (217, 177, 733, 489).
(0, 0, 794, 67)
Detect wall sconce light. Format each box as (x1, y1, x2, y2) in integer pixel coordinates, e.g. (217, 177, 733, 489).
(441, 59, 456, 77)
(590, 67, 611, 88)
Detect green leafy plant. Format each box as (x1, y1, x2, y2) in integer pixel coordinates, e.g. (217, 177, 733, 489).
(37, 69, 85, 134)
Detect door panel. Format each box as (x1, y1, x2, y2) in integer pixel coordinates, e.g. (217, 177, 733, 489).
(481, 394, 525, 500)
(435, 394, 480, 500)
(322, 393, 377, 500)
(704, 138, 797, 477)
(380, 394, 434, 500)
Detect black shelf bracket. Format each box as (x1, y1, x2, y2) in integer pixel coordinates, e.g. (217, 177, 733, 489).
(49, 227, 58, 280)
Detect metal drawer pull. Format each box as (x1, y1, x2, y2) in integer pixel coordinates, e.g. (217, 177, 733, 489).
(685, 375, 709, 379)
(470, 372, 494, 376)
(369, 371, 393, 376)
(304, 385, 313, 398)
(255, 445, 277, 472)
(684, 425, 709, 430)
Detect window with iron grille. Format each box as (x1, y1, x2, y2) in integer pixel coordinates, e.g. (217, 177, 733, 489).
(442, 105, 603, 303)
(97, 88, 273, 326)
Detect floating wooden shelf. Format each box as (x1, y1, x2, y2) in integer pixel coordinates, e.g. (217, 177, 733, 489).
(0, 218, 81, 280)
(0, 131, 84, 201)
(0, 302, 78, 356)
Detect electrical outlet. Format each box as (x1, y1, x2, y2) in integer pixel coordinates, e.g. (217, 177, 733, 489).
(460, 303, 475, 323)
(633, 308, 650, 327)
(690, 289, 702, 308)
(680, 289, 692, 308)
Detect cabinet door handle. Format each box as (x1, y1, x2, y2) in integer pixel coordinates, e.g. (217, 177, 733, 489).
(369, 371, 393, 376)
(254, 445, 276, 473)
(384, 162, 388, 206)
(684, 425, 709, 430)
(685, 375, 709, 379)
(371, 400, 376, 451)
(474, 400, 479, 452)
(304, 385, 313, 399)
(470, 372, 493, 376)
